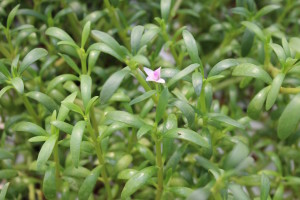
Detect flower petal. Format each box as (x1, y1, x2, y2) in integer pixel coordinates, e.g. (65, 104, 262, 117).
(154, 67, 161, 78)
(146, 76, 156, 82)
(144, 67, 154, 77)
(156, 78, 165, 83)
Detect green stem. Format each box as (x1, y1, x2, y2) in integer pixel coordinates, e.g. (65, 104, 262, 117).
(104, 0, 130, 49)
(53, 141, 60, 180)
(4, 29, 14, 60)
(264, 41, 270, 70)
(28, 184, 35, 200)
(199, 82, 207, 126)
(277, 0, 293, 24)
(88, 111, 113, 200)
(280, 87, 300, 94)
(127, 128, 136, 152)
(60, 2, 81, 42)
(155, 137, 164, 200)
(22, 95, 41, 125)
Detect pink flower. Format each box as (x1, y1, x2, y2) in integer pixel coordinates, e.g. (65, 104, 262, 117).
(144, 67, 165, 83)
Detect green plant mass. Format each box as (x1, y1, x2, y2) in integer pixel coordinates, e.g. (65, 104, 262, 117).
(1, 0, 300, 199)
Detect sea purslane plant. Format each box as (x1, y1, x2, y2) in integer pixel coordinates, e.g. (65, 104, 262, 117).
(0, 0, 300, 199)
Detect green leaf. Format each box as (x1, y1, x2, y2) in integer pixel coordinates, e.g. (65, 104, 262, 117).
(266, 73, 285, 110)
(195, 156, 219, 172)
(80, 75, 92, 109)
(57, 92, 77, 121)
(273, 184, 284, 200)
(47, 74, 79, 93)
(187, 188, 210, 200)
(241, 29, 254, 56)
(169, 187, 193, 198)
(91, 30, 128, 60)
(137, 125, 152, 139)
(81, 21, 91, 48)
(192, 72, 202, 97)
(85, 96, 98, 115)
(78, 165, 102, 200)
(64, 166, 90, 178)
(11, 54, 20, 76)
(0, 86, 13, 99)
(61, 102, 84, 116)
(27, 91, 59, 112)
(46, 27, 75, 43)
(14, 121, 48, 136)
(7, 4, 20, 29)
(106, 111, 145, 128)
(0, 73, 7, 84)
(17, 9, 47, 22)
(121, 166, 157, 198)
(168, 63, 200, 87)
(88, 50, 100, 73)
(156, 87, 169, 123)
(0, 169, 18, 179)
(165, 144, 187, 171)
(129, 90, 156, 105)
(59, 53, 81, 74)
(231, 7, 251, 17)
(51, 121, 73, 135)
(206, 75, 225, 82)
(241, 21, 265, 41)
(116, 154, 133, 171)
(82, 10, 106, 24)
(208, 113, 245, 129)
(131, 25, 144, 55)
(161, 0, 172, 21)
(261, 173, 270, 200)
(100, 67, 130, 104)
(140, 27, 159, 47)
(229, 184, 251, 200)
(0, 182, 9, 200)
(88, 43, 125, 62)
(208, 59, 239, 77)
(289, 37, 300, 54)
(172, 100, 195, 126)
(131, 55, 151, 67)
(270, 43, 286, 66)
(0, 62, 10, 78)
(255, 4, 280, 19)
(247, 86, 270, 119)
(11, 77, 24, 94)
(163, 114, 177, 159)
(37, 134, 58, 169)
(282, 37, 291, 58)
(28, 136, 48, 143)
(0, 149, 14, 160)
(43, 166, 56, 199)
(278, 94, 300, 139)
(182, 30, 201, 65)
(118, 169, 138, 180)
(137, 144, 155, 164)
(100, 122, 129, 139)
(19, 48, 48, 74)
(164, 128, 209, 148)
(57, 41, 80, 49)
(71, 121, 86, 168)
(232, 63, 272, 84)
(224, 142, 249, 169)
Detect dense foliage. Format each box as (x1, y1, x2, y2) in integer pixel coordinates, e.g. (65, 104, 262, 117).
(1, 0, 300, 199)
